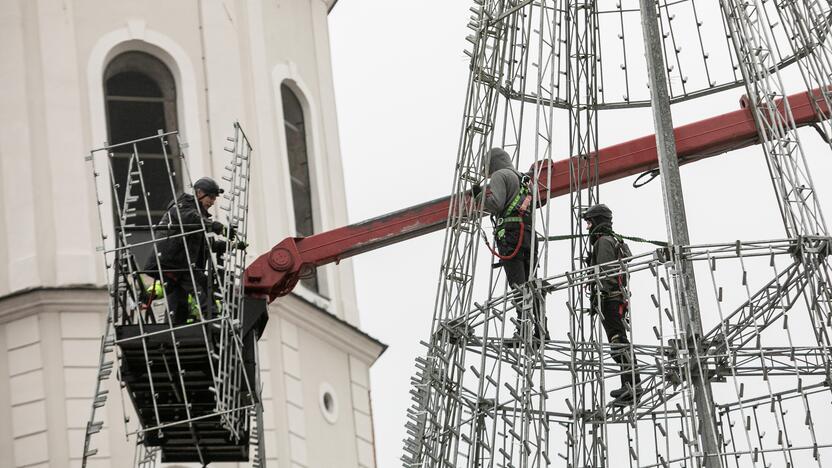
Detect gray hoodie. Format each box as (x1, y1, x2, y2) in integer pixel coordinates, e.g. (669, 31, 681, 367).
(482, 148, 522, 216)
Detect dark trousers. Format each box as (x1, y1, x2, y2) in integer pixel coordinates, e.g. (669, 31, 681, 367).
(496, 221, 536, 286)
(497, 225, 548, 339)
(165, 273, 215, 325)
(599, 299, 640, 387)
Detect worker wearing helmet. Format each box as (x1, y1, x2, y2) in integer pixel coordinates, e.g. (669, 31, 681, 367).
(143, 177, 228, 325)
(582, 204, 641, 402)
(473, 148, 549, 343)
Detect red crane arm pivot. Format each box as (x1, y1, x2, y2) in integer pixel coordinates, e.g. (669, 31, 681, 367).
(244, 88, 830, 302)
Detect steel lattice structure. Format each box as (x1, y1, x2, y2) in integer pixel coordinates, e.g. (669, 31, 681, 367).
(403, 1, 832, 467)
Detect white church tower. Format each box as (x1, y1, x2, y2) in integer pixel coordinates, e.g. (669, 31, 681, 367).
(0, 1, 384, 466)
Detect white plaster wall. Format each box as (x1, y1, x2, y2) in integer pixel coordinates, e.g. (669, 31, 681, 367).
(0, 290, 124, 468)
(5, 315, 50, 468)
(0, 0, 58, 292)
(269, 296, 381, 468)
(0, 0, 374, 466)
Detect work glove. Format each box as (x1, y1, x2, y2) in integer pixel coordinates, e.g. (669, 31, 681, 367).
(471, 184, 483, 198)
(210, 221, 225, 235)
(234, 240, 248, 251)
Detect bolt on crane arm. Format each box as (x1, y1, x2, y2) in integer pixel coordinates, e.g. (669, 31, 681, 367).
(243, 88, 830, 302)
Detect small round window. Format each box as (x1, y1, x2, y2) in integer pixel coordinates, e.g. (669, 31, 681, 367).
(318, 383, 339, 424)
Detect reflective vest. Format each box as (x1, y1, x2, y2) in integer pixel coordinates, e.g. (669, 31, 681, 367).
(147, 280, 220, 324)
(186, 294, 221, 324)
(147, 280, 164, 298)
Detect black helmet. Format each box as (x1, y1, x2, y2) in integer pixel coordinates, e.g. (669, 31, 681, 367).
(193, 177, 224, 197)
(581, 204, 612, 222)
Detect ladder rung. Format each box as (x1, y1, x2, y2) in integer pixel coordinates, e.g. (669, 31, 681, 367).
(87, 421, 104, 435)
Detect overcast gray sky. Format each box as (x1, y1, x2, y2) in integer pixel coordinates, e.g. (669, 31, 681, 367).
(329, 3, 471, 465)
(329, 2, 832, 466)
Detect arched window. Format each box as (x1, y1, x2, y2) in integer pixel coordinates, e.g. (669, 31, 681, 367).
(104, 51, 180, 224)
(282, 83, 319, 293)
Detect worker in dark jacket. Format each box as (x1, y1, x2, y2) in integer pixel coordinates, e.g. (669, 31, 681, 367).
(582, 204, 641, 401)
(144, 177, 226, 325)
(474, 148, 549, 342)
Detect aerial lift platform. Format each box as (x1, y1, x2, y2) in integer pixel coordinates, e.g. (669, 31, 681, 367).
(84, 123, 268, 466)
(114, 297, 267, 464)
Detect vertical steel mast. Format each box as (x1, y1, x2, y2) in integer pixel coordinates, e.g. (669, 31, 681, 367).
(639, 0, 721, 464)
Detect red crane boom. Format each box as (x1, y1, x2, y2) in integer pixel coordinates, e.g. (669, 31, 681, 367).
(244, 89, 830, 301)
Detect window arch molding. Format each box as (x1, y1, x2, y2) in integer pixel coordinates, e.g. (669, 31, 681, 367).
(86, 24, 206, 188)
(270, 65, 330, 239)
(280, 79, 325, 294)
(104, 50, 181, 223)
(271, 65, 333, 305)
(279, 80, 323, 237)
(86, 26, 205, 276)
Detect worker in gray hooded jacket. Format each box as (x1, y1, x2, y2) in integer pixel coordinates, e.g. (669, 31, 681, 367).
(473, 148, 549, 342)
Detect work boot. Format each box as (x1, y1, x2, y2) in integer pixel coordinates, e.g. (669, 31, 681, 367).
(532, 321, 550, 342)
(610, 382, 643, 402)
(502, 316, 522, 349)
(610, 340, 640, 398)
(535, 304, 550, 340)
(529, 281, 550, 341)
(503, 331, 523, 349)
(504, 320, 532, 349)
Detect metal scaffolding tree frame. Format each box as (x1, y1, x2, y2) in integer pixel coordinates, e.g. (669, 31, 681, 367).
(403, 1, 832, 467)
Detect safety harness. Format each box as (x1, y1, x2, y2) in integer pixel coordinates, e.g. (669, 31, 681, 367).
(485, 172, 533, 261)
(493, 172, 533, 241)
(590, 231, 632, 321)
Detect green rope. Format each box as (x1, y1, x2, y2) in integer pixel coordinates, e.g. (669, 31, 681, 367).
(543, 232, 668, 248)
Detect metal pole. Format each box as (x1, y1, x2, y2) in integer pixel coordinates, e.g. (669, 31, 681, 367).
(638, 0, 721, 465)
